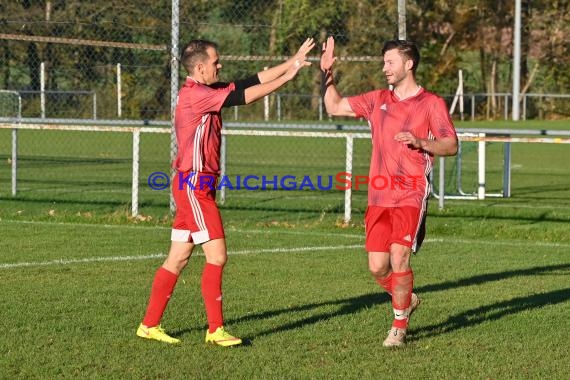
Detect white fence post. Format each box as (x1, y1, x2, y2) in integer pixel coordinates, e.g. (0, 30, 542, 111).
(7, 91, 22, 197)
(117, 63, 122, 117)
(503, 142, 512, 198)
(40, 62, 46, 118)
(344, 135, 354, 224)
(92, 92, 97, 120)
(263, 67, 269, 121)
(438, 156, 445, 209)
(459, 70, 464, 121)
(132, 129, 140, 217)
(477, 133, 486, 200)
(11, 128, 17, 196)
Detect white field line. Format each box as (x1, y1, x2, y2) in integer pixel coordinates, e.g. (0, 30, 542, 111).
(2, 238, 569, 270)
(0, 244, 363, 270)
(0, 253, 166, 269)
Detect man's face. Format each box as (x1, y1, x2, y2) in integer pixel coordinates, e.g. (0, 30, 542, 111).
(198, 47, 222, 85)
(382, 49, 409, 86)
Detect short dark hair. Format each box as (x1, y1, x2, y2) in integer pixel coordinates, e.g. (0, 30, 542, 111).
(180, 39, 218, 74)
(381, 40, 420, 74)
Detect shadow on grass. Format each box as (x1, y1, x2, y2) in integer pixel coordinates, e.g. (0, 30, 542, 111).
(418, 263, 570, 293)
(0, 193, 167, 208)
(0, 195, 128, 207)
(430, 209, 570, 223)
(15, 155, 131, 166)
(215, 263, 570, 341)
(221, 203, 347, 214)
(17, 178, 132, 187)
(410, 287, 570, 342)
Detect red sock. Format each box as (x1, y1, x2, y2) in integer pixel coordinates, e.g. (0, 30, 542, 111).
(142, 267, 178, 327)
(391, 270, 414, 329)
(201, 263, 224, 333)
(375, 272, 393, 295)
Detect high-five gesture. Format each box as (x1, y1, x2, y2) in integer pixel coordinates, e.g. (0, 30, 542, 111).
(320, 36, 337, 72)
(292, 37, 316, 68)
(257, 37, 315, 84)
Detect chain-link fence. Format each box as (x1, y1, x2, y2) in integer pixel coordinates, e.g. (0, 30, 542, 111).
(0, 1, 395, 122)
(0, 0, 388, 220)
(3, 1, 570, 121)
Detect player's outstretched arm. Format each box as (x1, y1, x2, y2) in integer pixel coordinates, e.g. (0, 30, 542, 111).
(321, 36, 355, 117)
(257, 37, 315, 83)
(243, 58, 311, 104)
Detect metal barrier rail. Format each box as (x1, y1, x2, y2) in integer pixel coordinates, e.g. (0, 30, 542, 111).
(1, 121, 569, 220)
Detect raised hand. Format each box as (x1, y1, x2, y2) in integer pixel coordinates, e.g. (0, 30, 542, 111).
(282, 37, 314, 80)
(320, 36, 337, 72)
(291, 37, 315, 69)
(295, 38, 316, 60)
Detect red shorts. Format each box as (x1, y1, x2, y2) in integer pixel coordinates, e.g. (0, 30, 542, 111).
(364, 205, 426, 253)
(171, 171, 224, 244)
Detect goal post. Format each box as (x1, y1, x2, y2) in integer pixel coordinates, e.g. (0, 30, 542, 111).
(432, 132, 570, 208)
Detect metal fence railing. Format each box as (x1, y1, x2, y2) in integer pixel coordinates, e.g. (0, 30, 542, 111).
(2, 120, 569, 222)
(442, 93, 570, 121)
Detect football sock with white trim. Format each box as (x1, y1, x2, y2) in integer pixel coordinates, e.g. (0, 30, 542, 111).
(391, 270, 413, 329)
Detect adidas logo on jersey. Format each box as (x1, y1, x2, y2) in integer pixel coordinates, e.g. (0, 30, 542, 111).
(380, 104, 388, 111)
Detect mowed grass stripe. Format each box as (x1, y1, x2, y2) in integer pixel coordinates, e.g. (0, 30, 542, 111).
(4, 220, 570, 247)
(0, 219, 364, 239)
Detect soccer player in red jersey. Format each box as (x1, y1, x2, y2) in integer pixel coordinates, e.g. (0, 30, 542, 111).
(320, 37, 458, 347)
(137, 38, 315, 346)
